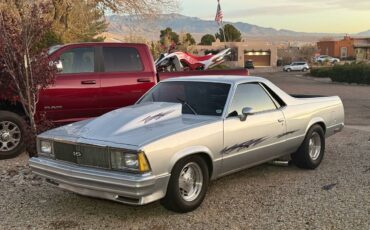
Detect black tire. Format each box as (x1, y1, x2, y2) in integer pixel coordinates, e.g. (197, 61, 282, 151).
(291, 124, 325, 169)
(286, 68, 291, 72)
(0, 111, 26, 160)
(161, 155, 209, 213)
(302, 68, 308, 72)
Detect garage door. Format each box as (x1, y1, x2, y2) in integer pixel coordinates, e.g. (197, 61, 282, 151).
(244, 51, 271, 66)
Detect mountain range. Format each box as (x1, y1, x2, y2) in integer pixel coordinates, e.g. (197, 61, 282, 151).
(106, 14, 369, 42)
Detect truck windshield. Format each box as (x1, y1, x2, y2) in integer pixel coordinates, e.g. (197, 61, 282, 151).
(139, 81, 231, 116)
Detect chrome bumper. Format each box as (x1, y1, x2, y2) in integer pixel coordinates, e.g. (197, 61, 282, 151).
(29, 157, 170, 205)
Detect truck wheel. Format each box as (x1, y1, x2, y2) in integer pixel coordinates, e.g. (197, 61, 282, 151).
(161, 155, 209, 213)
(0, 111, 26, 159)
(291, 125, 325, 169)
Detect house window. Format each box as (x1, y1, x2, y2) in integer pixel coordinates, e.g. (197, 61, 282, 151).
(340, 47, 348, 58)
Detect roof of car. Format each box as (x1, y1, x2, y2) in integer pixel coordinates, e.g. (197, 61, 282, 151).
(162, 75, 265, 85)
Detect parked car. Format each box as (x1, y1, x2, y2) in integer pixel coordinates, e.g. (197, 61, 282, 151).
(315, 55, 340, 64)
(283, 62, 310, 72)
(244, 59, 254, 69)
(0, 43, 249, 159)
(29, 75, 345, 213)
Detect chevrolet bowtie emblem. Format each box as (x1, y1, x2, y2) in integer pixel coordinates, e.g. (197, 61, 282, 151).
(73, 151, 82, 157)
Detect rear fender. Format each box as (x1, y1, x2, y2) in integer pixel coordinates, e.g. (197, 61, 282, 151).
(305, 117, 326, 134)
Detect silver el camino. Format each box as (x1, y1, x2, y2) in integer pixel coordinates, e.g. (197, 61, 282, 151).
(29, 76, 344, 213)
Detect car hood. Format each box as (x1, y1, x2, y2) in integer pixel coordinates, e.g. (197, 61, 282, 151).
(41, 102, 219, 147)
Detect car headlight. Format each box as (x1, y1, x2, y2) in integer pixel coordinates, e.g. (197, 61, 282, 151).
(110, 150, 151, 173)
(40, 140, 53, 156)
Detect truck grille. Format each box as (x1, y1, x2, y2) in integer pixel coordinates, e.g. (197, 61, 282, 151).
(53, 142, 110, 169)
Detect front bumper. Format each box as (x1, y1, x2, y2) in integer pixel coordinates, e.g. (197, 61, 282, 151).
(29, 157, 170, 205)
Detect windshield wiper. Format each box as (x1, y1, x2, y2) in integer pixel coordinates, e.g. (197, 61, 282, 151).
(176, 97, 198, 115)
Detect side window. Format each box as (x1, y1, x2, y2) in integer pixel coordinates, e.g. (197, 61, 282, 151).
(59, 48, 94, 74)
(228, 83, 277, 116)
(103, 47, 143, 72)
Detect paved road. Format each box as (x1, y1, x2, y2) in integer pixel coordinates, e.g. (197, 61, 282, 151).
(1, 73, 369, 229)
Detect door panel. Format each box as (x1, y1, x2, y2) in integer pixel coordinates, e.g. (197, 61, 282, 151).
(222, 111, 286, 174)
(99, 46, 155, 113)
(221, 83, 286, 175)
(37, 47, 100, 123)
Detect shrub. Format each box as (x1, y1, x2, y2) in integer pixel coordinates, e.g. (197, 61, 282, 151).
(310, 67, 333, 78)
(310, 63, 370, 84)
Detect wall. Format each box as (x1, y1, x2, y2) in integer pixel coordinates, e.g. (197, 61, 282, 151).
(195, 40, 278, 67)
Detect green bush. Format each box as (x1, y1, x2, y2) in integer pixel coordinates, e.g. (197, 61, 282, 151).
(310, 67, 333, 78)
(310, 63, 370, 84)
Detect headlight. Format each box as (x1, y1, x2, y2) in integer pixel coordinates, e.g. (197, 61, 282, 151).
(110, 150, 151, 173)
(40, 140, 53, 155)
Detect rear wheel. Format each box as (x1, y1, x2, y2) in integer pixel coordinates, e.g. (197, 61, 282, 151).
(291, 125, 325, 169)
(0, 111, 26, 159)
(161, 155, 209, 213)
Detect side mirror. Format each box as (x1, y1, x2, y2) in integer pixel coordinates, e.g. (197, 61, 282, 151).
(240, 107, 254, 121)
(49, 60, 63, 72)
(55, 60, 63, 72)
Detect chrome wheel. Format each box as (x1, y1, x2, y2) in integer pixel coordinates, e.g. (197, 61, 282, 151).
(308, 132, 321, 161)
(0, 121, 21, 152)
(178, 162, 203, 202)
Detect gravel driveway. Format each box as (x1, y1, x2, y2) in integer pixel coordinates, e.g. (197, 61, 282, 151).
(1, 73, 369, 229)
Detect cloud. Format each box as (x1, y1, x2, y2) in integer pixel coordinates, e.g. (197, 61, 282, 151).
(281, 0, 370, 11)
(225, 5, 328, 18)
(219, 0, 370, 19)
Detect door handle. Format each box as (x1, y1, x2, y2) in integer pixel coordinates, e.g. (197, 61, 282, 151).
(137, 78, 151, 83)
(278, 119, 285, 123)
(81, 80, 96, 85)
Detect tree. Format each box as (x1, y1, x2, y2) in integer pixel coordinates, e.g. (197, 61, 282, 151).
(51, 0, 179, 43)
(215, 24, 242, 42)
(0, 2, 56, 155)
(160, 27, 179, 47)
(51, 0, 108, 43)
(94, 0, 178, 15)
(200, 34, 216, 45)
(176, 32, 196, 52)
(183, 33, 196, 46)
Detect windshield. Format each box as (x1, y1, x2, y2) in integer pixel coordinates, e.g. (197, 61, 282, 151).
(139, 81, 231, 116)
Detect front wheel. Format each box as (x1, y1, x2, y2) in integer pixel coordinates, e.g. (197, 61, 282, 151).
(302, 68, 308, 72)
(286, 68, 292, 72)
(161, 155, 209, 213)
(291, 125, 325, 169)
(0, 111, 26, 159)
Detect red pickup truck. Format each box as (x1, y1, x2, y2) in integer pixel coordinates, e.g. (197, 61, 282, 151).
(0, 42, 248, 159)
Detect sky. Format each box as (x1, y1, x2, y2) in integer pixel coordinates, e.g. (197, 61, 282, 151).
(180, 0, 370, 33)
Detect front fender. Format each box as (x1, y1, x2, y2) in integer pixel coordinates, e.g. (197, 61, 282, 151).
(168, 146, 214, 173)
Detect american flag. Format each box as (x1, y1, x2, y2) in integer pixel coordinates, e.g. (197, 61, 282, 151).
(215, 0, 223, 25)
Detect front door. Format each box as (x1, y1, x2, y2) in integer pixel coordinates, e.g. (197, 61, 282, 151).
(221, 83, 286, 175)
(38, 46, 100, 123)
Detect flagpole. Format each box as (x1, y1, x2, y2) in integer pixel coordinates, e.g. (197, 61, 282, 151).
(216, 0, 227, 47)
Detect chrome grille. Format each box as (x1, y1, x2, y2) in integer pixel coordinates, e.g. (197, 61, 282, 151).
(54, 142, 77, 164)
(78, 145, 110, 168)
(53, 142, 110, 169)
